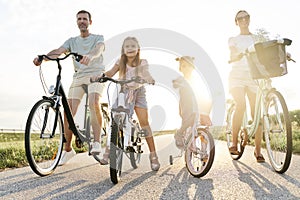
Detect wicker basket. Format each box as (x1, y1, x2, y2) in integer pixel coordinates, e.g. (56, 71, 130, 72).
(247, 38, 292, 79)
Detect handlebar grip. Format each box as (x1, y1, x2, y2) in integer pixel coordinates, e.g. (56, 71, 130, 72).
(38, 55, 44, 63)
(75, 54, 83, 62)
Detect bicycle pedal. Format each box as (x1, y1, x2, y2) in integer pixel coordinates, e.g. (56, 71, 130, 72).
(125, 146, 135, 153)
(75, 137, 84, 148)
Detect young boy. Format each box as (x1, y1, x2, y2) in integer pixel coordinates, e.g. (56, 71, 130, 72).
(172, 56, 212, 148)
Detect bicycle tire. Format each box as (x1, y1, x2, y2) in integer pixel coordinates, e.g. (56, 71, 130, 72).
(25, 99, 64, 176)
(127, 132, 142, 169)
(225, 101, 246, 160)
(127, 147, 140, 169)
(264, 90, 292, 173)
(185, 128, 215, 177)
(109, 116, 123, 184)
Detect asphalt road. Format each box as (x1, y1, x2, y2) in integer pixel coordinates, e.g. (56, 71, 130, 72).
(1, 134, 300, 200)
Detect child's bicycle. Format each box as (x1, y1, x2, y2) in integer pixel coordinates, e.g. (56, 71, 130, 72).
(25, 52, 109, 176)
(170, 121, 215, 178)
(95, 76, 150, 184)
(226, 38, 295, 173)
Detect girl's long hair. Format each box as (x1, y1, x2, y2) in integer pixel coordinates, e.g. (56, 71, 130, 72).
(119, 37, 141, 79)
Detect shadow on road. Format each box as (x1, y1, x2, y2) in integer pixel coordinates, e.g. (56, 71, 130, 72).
(159, 167, 214, 199)
(232, 160, 299, 199)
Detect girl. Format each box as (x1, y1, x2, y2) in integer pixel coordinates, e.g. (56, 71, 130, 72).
(100, 36, 160, 171)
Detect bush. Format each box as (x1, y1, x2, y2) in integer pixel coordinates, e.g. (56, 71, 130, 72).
(0, 147, 28, 169)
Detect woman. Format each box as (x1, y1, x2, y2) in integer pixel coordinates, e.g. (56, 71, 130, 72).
(228, 10, 265, 162)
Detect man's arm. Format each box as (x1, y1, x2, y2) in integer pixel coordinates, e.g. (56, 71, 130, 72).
(80, 42, 105, 65)
(33, 47, 67, 66)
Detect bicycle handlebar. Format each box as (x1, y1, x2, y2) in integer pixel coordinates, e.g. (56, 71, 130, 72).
(228, 38, 295, 64)
(37, 52, 83, 63)
(93, 76, 151, 85)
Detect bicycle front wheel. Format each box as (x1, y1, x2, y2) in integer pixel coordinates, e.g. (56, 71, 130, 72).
(25, 99, 64, 176)
(127, 145, 141, 169)
(109, 116, 123, 184)
(225, 101, 246, 160)
(264, 90, 292, 173)
(185, 128, 215, 178)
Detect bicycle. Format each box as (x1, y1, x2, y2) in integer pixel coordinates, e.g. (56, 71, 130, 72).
(169, 119, 215, 178)
(94, 76, 150, 184)
(226, 38, 295, 173)
(25, 52, 110, 176)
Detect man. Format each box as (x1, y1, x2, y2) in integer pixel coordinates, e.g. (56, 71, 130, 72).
(33, 10, 105, 165)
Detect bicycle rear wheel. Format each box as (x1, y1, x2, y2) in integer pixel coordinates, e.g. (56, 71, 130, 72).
(185, 128, 215, 177)
(225, 101, 246, 160)
(109, 116, 123, 184)
(25, 99, 64, 176)
(264, 90, 292, 173)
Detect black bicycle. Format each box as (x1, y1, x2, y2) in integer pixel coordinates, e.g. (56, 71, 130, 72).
(95, 76, 149, 184)
(25, 52, 109, 176)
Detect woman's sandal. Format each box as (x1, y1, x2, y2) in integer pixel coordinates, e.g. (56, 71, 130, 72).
(254, 151, 265, 163)
(149, 152, 160, 171)
(229, 146, 239, 155)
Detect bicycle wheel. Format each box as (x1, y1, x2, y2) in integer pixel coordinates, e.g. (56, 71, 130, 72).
(127, 129, 142, 169)
(225, 102, 246, 160)
(185, 128, 215, 177)
(25, 99, 64, 176)
(127, 144, 141, 169)
(264, 90, 292, 173)
(109, 116, 124, 184)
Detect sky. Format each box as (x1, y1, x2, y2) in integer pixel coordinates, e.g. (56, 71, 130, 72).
(1, 0, 299, 130)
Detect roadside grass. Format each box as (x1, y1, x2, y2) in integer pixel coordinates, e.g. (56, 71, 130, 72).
(1, 128, 300, 170)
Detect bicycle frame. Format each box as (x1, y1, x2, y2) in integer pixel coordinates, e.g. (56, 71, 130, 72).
(109, 83, 144, 149)
(240, 79, 279, 140)
(39, 53, 87, 143)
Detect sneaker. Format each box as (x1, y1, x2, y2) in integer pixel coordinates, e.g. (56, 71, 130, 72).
(99, 146, 110, 165)
(174, 131, 184, 149)
(58, 149, 76, 166)
(91, 142, 101, 154)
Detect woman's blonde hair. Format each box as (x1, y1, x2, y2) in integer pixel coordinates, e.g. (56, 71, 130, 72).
(118, 37, 141, 79)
